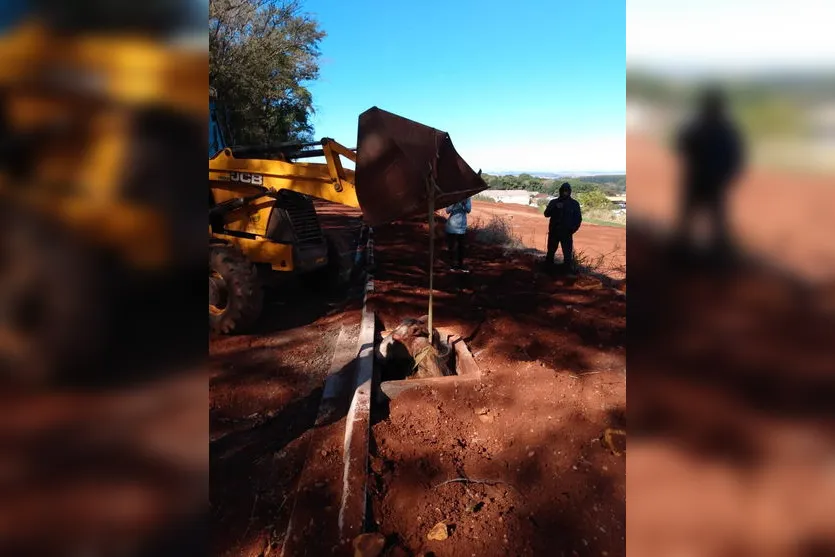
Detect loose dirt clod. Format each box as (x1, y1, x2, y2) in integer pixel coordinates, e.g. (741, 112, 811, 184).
(427, 522, 449, 541)
(603, 427, 626, 456)
(477, 413, 494, 423)
(352, 532, 386, 557)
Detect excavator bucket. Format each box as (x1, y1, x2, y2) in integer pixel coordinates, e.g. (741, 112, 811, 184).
(355, 107, 487, 226)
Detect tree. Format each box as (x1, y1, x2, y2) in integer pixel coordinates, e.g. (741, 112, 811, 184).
(210, 0, 325, 145)
(575, 189, 612, 211)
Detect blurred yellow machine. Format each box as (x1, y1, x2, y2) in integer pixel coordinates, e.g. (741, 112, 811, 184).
(209, 90, 361, 334)
(0, 7, 206, 382)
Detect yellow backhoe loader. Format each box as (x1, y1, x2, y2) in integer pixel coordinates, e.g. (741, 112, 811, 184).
(0, 2, 486, 383)
(0, 3, 206, 383)
(209, 91, 362, 334)
(208, 99, 489, 335)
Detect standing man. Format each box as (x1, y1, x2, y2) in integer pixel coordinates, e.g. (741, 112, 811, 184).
(445, 197, 472, 272)
(676, 87, 744, 256)
(544, 182, 582, 271)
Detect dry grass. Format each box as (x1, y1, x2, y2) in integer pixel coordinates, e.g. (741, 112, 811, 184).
(471, 214, 625, 280)
(574, 242, 626, 278)
(470, 214, 525, 251)
(583, 208, 627, 227)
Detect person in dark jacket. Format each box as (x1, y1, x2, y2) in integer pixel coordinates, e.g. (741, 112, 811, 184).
(676, 87, 745, 254)
(544, 182, 582, 270)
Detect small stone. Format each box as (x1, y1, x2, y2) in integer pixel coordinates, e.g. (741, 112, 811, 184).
(528, 451, 535, 457)
(427, 522, 449, 541)
(478, 413, 494, 423)
(321, 450, 328, 457)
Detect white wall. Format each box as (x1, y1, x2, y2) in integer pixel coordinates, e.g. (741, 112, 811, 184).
(480, 190, 533, 205)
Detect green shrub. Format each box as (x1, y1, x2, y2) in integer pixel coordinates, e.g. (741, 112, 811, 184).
(575, 190, 612, 211)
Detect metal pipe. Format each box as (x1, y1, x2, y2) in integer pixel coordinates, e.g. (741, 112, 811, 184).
(287, 149, 325, 159)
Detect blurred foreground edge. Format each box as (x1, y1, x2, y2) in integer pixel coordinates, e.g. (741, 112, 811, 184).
(0, 2, 207, 557)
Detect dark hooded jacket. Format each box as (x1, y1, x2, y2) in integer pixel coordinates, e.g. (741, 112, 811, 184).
(544, 195, 582, 234)
(677, 115, 744, 198)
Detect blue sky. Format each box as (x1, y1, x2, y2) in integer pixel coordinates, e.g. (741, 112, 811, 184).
(304, 0, 625, 173)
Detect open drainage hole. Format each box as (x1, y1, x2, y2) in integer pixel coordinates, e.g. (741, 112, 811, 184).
(376, 319, 459, 381)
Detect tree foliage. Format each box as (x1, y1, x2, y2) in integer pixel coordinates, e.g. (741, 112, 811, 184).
(575, 189, 612, 211)
(209, 0, 325, 145)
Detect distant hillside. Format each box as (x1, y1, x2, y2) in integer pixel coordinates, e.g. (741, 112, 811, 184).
(627, 70, 835, 139)
(570, 174, 627, 190)
(627, 70, 835, 106)
(481, 172, 626, 196)
(485, 171, 625, 179)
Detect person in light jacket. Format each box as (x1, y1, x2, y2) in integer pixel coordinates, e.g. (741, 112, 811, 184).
(544, 183, 582, 270)
(445, 197, 472, 272)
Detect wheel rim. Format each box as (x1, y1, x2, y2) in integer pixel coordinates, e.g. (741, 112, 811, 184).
(209, 271, 228, 315)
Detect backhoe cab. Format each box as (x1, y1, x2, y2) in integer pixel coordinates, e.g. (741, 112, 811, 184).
(208, 94, 361, 334)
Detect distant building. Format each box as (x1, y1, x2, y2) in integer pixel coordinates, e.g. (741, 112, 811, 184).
(606, 195, 626, 210)
(478, 190, 534, 206)
(810, 103, 835, 141)
(626, 100, 679, 136)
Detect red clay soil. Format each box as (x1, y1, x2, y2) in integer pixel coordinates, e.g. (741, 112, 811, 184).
(469, 201, 626, 279)
(627, 222, 835, 556)
(210, 295, 361, 557)
(627, 133, 835, 555)
(627, 132, 835, 283)
(0, 371, 207, 556)
(366, 218, 626, 556)
(210, 200, 363, 557)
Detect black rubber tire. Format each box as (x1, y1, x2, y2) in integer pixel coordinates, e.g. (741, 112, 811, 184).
(307, 233, 352, 293)
(209, 246, 263, 334)
(0, 208, 106, 387)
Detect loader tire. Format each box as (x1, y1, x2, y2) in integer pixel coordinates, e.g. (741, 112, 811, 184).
(0, 208, 105, 387)
(209, 246, 263, 334)
(308, 233, 352, 293)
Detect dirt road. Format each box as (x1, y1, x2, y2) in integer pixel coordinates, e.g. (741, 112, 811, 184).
(469, 201, 626, 278)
